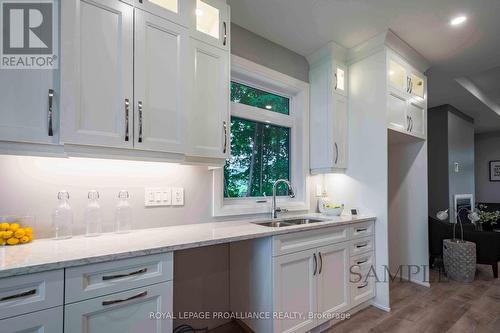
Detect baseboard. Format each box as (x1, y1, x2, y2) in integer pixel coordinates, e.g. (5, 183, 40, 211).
(370, 301, 391, 312)
(390, 270, 431, 288)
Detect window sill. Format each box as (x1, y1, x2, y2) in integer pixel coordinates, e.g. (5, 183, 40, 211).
(213, 197, 310, 217)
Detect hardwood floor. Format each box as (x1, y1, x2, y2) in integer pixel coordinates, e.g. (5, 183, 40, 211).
(210, 265, 500, 333)
(329, 264, 500, 333)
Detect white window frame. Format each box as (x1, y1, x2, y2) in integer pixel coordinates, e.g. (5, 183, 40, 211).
(213, 55, 310, 217)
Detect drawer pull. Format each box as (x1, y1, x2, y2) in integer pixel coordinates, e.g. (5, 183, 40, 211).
(357, 283, 368, 289)
(102, 268, 147, 281)
(0, 288, 36, 302)
(102, 291, 147, 306)
(356, 243, 368, 249)
(357, 259, 368, 265)
(356, 228, 368, 233)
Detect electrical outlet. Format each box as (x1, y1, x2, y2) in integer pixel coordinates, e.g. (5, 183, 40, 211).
(145, 188, 171, 207)
(172, 187, 184, 206)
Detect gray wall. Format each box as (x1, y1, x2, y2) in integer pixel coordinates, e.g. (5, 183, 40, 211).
(231, 23, 309, 82)
(428, 105, 475, 217)
(475, 131, 500, 203)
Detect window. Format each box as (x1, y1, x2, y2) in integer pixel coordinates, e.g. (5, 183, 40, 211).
(224, 115, 290, 198)
(213, 55, 309, 216)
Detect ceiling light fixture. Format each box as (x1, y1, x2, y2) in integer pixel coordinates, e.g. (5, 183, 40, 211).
(265, 105, 272, 109)
(450, 15, 467, 26)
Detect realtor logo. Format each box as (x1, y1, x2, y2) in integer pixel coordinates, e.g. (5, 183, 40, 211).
(1, 0, 58, 69)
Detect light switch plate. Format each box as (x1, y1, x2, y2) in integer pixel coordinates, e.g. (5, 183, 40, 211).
(172, 187, 184, 206)
(145, 187, 171, 207)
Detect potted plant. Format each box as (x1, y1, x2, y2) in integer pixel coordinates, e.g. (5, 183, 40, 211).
(475, 204, 500, 231)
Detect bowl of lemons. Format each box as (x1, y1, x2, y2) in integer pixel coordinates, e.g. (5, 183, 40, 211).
(324, 203, 344, 216)
(0, 218, 34, 246)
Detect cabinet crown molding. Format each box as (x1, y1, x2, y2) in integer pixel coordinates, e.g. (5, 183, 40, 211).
(306, 41, 348, 66)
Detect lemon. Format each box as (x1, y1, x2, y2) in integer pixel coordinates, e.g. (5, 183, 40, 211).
(3, 230, 13, 239)
(24, 227, 33, 235)
(0, 222, 9, 231)
(7, 237, 19, 245)
(20, 236, 30, 244)
(9, 223, 20, 232)
(14, 229, 26, 238)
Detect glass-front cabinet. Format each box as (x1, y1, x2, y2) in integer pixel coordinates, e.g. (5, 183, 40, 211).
(333, 64, 347, 96)
(388, 59, 407, 93)
(135, 0, 190, 26)
(191, 0, 229, 49)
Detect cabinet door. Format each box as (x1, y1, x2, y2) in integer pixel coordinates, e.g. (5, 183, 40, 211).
(387, 89, 408, 132)
(409, 72, 425, 99)
(407, 101, 425, 137)
(187, 38, 229, 159)
(316, 243, 350, 319)
(134, 0, 189, 26)
(0, 307, 63, 333)
(387, 58, 408, 94)
(331, 94, 348, 169)
(0, 68, 58, 145)
(273, 249, 317, 333)
(190, 0, 229, 50)
(64, 281, 172, 333)
(61, 0, 133, 148)
(134, 9, 187, 153)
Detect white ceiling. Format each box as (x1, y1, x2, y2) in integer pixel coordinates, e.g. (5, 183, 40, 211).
(228, 0, 500, 132)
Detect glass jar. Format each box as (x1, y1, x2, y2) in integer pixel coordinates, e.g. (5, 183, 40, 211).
(84, 190, 102, 237)
(52, 191, 73, 240)
(115, 190, 132, 233)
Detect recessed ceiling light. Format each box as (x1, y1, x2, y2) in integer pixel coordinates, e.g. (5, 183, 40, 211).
(265, 105, 272, 109)
(450, 15, 467, 26)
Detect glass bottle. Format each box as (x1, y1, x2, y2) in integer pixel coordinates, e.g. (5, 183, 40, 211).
(52, 191, 73, 240)
(115, 190, 132, 233)
(84, 190, 102, 237)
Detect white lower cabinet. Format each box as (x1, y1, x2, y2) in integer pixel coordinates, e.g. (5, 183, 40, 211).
(0, 306, 63, 333)
(230, 220, 376, 333)
(64, 281, 172, 333)
(273, 249, 317, 333)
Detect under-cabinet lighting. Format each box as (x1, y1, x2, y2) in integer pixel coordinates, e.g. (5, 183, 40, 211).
(450, 15, 467, 26)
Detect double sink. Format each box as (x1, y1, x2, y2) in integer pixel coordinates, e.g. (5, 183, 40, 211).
(254, 218, 324, 228)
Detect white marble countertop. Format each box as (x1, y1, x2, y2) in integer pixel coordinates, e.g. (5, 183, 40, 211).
(0, 213, 375, 278)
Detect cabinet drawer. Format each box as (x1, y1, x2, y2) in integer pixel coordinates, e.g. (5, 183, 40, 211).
(0, 269, 63, 320)
(350, 221, 374, 239)
(65, 253, 173, 303)
(273, 225, 348, 256)
(350, 251, 375, 272)
(350, 237, 374, 256)
(0, 306, 63, 333)
(351, 278, 375, 307)
(64, 281, 173, 333)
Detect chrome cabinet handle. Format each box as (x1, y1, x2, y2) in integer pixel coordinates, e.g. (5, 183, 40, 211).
(223, 21, 227, 46)
(334, 142, 339, 164)
(409, 116, 413, 132)
(138, 101, 143, 143)
(318, 252, 323, 274)
(48, 89, 54, 136)
(124, 99, 129, 142)
(102, 268, 147, 281)
(102, 291, 147, 306)
(0, 288, 37, 302)
(406, 77, 410, 93)
(356, 228, 368, 233)
(410, 79, 414, 94)
(356, 243, 368, 248)
(407, 115, 410, 131)
(334, 73, 338, 91)
(222, 121, 228, 154)
(357, 259, 368, 265)
(357, 282, 368, 289)
(313, 253, 317, 276)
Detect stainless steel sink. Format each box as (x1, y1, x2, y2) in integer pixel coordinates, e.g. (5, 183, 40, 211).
(254, 218, 324, 227)
(284, 218, 323, 225)
(254, 221, 294, 228)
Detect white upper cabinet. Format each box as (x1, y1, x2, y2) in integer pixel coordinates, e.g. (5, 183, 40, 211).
(309, 55, 349, 174)
(134, 9, 188, 153)
(190, 0, 229, 50)
(386, 52, 427, 139)
(61, 0, 134, 148)
(187, 38, 229, 159)
(134, 0, 189, 26)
